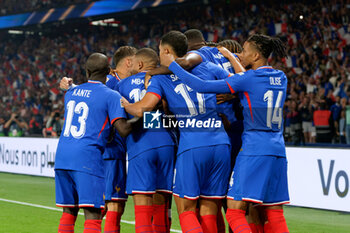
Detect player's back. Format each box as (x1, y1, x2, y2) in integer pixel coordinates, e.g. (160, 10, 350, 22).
(148, 62, 230, 155)
(55, 80, 124, 177)
(198, 46, 234, 74)
(194, 46, 239, 124)
(117, 72, 175, 159)
(234, 66, 287, 156)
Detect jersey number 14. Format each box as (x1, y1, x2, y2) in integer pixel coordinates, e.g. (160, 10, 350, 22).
(264, 90, 283, 129)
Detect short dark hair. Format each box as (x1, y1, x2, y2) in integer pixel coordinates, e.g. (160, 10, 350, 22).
(113, 46, 137, 67)
(86, 53, 110, 78)
(247, 34, 287, 59)
(135, 48, 159, 67)
(161, 31, 188, 57)
(184, 29, 205, 43)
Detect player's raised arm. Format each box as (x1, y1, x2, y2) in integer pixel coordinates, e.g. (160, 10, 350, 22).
(164, 56, 231, 94)
(217, 46, 246, 74)
(144, 52, 203, 88)
(121, 93, 160, 118)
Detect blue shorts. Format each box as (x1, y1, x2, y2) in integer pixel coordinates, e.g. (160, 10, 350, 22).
(104, 158, 128, 201)
(173, 144, 231, 200)
(126, 146, 175, 195)
(227, 155, 290, 206)
(55, 169, 105, 208)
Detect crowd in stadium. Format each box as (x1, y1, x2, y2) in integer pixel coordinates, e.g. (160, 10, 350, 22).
(0, 0, 91, 16)
(0, 0, 350, 144)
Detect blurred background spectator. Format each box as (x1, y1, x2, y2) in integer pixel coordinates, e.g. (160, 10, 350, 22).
(0, 0, 349, 145)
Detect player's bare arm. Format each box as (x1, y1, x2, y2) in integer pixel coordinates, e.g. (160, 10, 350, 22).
(113, 118, 133, 137)
(217, 46, 246, 74)
(121, 93, 160, 118)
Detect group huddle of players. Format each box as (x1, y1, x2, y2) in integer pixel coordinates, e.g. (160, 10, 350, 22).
(55, 29, 290, 233)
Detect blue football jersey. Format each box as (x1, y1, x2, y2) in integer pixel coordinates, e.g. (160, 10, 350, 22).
(117, 72, 175, 159)
(104, 71, 126, 160)
(55, 80, 127, 177)
(190, 47, 238, 124)
(169, 62, 287, 157)
(147, 62, 230, 155)
(106, 71, 121, 90)
(198, 46, 235, 74)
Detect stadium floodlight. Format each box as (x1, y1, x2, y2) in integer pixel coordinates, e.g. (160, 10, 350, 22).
(90, 18, 120, 27)
(8, 30, 23, 34)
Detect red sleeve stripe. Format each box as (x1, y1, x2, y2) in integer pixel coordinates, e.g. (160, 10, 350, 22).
(226, 81, 235, 94)
(244, 91, 254, 122)
(148, 92, 161, 100)
(98, 116, 109, 139)
(111, 117, 123, 126)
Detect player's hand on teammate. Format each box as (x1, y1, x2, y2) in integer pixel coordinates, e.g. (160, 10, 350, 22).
(120, 96, 130, 107)
(162, 53, 175, 67)
(217, 46, 232, 58)
(144, 72, 152, 89)
(216, 94, 235, 105)
(60, 77, 73, 91)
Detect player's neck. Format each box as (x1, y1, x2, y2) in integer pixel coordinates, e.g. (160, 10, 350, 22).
(252, 60, 269, 70)
(115, 68, 129, 79)
(140, 65, 157, 73)
(89, 76, 105, 84)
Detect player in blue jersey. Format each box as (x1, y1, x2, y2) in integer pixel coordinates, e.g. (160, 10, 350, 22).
(122, 31, 231, 233)
(59, 46, 137, 233)
(55, 53, 133, 233)
(162, 34, 290, 233)
(116, 48, 176, 233)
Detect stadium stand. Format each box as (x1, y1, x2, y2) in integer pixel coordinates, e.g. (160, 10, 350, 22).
(0, 0, 349, 144)
(0, 0, 91, 16)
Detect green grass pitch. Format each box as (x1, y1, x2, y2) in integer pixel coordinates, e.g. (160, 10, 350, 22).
(0, 172, 349, 233)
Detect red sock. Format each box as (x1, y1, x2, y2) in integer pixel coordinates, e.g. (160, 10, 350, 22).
(179, 211, 203, 233)
(256, 224, 264, 233)
(226, 209, 251, 233)
(58, 212, 77, 233)
(264, 222, 272, 233)
(217, 210, 226, 233)
(265, 209, 289, 233)
(249, 223, 258, 233)
(200, 215, 217, 233)
(135, 205, 153, 233)
(104, 211, 122, 233)
(152, 204, 169, 233)
(84, 219, 101, 233)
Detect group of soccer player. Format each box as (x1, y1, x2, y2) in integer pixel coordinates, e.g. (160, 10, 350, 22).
(55, 28, 290, 233)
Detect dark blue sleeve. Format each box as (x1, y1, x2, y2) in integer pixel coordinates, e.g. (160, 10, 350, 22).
(224, 71, 251, 93)
(168, 61, 231, 94)
(208, 62, 231, 80)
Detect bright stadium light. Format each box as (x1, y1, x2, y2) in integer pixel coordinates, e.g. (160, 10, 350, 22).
(299, 15, 304, 20)
(90, 18, 120, 27)
(8, 30, 23, 34)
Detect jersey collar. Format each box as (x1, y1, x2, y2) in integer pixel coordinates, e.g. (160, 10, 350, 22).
(111, 71, 121, 81)
(257, 66, 273, 70)
(88, 80, 102, 84)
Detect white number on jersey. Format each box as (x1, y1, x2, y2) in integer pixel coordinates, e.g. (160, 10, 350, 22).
(63, 100, 89, 138)
(174, 83, 206, 117)
(263, 90, 283, 129)
(129, 88, 146, 103)
(219, 61, 232, 73)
